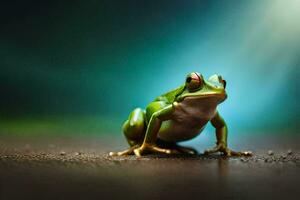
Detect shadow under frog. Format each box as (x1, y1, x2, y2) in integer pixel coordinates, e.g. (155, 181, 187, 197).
(110, 72, 252, 157)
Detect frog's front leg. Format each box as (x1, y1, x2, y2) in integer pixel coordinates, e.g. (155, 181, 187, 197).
(133, 104, 176, 157)
(204, 112, 252, 156)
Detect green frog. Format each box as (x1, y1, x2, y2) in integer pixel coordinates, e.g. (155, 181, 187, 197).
(110, 72, 251, 157)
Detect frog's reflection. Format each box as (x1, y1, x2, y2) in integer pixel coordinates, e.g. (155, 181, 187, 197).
(218, 157, 229, 177)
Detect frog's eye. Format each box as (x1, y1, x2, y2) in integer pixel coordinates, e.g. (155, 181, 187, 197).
(185, 72, 203, 91)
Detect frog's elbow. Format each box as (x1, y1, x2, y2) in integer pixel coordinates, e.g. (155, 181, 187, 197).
(210, 112, 227, 128)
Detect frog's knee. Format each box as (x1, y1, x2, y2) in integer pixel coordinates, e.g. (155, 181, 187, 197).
(123, 120, 144, 142)
(129, 108, 145, 126)
(123, 108, 146, 142)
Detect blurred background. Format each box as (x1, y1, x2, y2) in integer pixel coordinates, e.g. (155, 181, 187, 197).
(0, 0, 299, 141)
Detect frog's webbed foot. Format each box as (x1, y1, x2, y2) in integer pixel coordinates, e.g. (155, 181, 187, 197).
(133, 143, 177, 157)
(109, 145, 139, 156)
(204, 143, 252, 157)
(175, 145, 198, 155)
(156, 140, 197, 155)
(227, 150, 252, 156)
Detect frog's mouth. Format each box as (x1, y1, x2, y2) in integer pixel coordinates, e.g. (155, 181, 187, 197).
(181, 92, 227, 103)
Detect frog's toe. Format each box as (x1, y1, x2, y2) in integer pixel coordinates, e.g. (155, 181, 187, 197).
(146, 145, 178, 155)
(109, 145, 139, 156)
(109, 152, 118, 156)
(109, 151, 132, 156)
(176, 146, 198, 155)
(224, 150, 253, 157)
(204, 147, 219, 155)
(133, 148, 142, 157)
(151, 146, 172, 154)
(187, 149, 198, 155)
(241, 151, 253, 156)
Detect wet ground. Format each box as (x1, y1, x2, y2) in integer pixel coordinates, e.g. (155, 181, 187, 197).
(0, 134, 299, 200)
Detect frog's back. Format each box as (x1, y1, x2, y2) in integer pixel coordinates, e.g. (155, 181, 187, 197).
(145, 85, 184, 121)
(154, 85, 185, 103)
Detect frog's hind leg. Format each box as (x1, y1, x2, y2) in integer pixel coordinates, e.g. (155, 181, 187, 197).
(123, 108, 146, 146)
(109, 108, 146, 156)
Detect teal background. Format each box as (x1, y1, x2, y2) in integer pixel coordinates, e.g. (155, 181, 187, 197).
(0, 0, 299, 135)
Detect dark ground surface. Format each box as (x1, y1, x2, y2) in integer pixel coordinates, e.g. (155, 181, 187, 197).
(0, 134, 299, 200)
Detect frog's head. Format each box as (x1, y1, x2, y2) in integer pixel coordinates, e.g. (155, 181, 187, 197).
(176, 72, 227, 104)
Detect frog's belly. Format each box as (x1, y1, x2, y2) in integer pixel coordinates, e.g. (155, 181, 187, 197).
(157, 120, 207, 142)
(157, 97, 217, 142)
